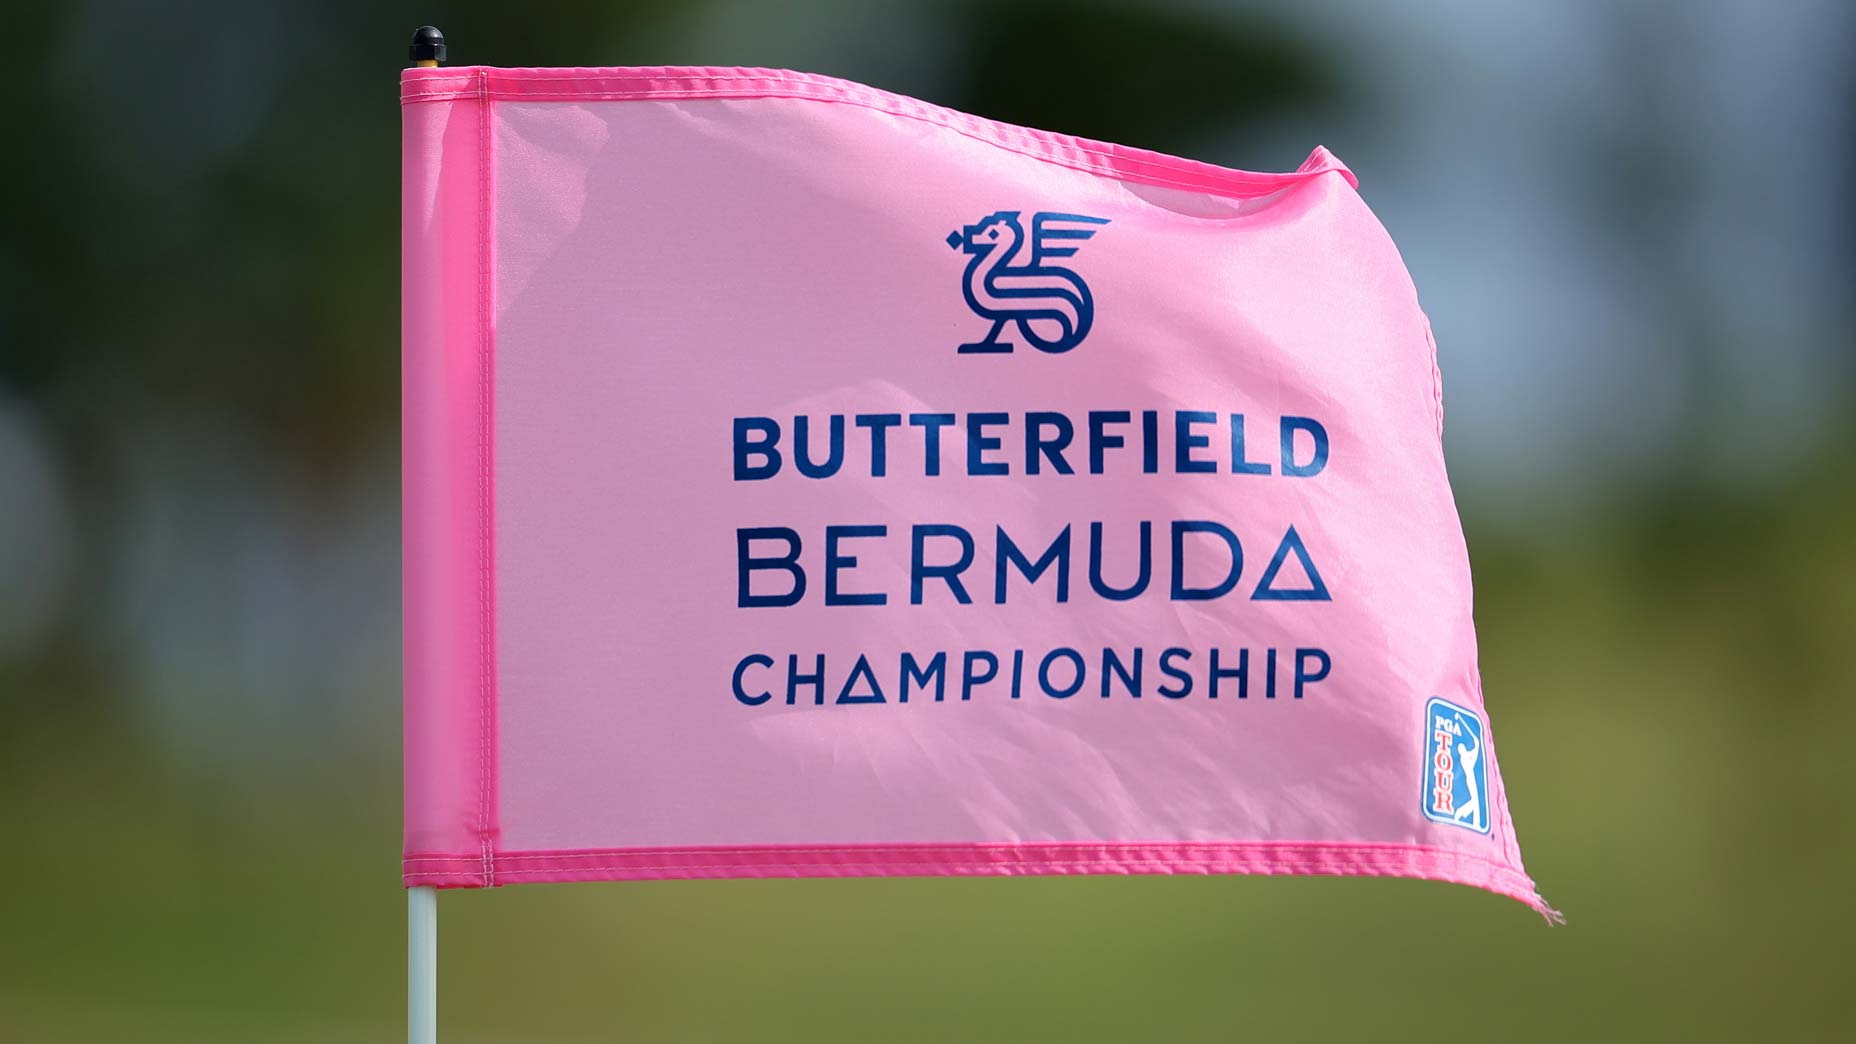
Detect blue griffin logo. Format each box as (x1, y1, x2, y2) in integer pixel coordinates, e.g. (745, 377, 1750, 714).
(946, 211, 1110, 354)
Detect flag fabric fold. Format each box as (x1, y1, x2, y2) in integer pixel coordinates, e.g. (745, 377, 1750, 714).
(401, 65, 1552, 918)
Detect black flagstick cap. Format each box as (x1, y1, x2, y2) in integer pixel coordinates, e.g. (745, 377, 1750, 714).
(409, 26, 447, 65)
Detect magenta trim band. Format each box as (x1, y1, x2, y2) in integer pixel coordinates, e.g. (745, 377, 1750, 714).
(472, 67, 500, 887)
(398, 66, 1356, 200)
(400, 77, 499, 883)
(402, 841, 1555, 919)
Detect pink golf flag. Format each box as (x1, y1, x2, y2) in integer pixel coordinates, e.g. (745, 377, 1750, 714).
(401, 65, 1553, 917)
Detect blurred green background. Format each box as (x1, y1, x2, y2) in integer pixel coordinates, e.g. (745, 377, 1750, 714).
(2, 1, 1852, 1040)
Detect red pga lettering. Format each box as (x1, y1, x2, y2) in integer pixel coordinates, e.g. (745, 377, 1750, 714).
(1430, 726, 1456, 814)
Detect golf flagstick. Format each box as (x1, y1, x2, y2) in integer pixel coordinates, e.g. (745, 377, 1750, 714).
(409, 885, 438, 1044)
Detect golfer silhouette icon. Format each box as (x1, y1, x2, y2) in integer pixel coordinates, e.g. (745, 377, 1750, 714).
(1452, 714, 1482, 829)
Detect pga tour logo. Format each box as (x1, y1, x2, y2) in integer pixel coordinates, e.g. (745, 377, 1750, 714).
(1422, 697, 1490, 834)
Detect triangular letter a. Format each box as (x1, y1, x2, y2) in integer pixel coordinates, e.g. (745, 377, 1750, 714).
(1251, 526, 1331, 601)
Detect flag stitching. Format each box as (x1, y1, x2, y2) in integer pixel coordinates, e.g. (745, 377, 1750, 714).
(398, 846, 1552, 917)
(430, 91, 1324, 198)
(475, 66, 496, 888)
(398, 71, 1357, 199)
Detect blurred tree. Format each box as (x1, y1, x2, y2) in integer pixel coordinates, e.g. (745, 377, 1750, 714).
(946, 0, 1333, 151)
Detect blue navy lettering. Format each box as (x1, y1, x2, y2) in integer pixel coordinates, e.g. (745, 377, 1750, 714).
(733, 646, 1333, 706)
(740, 521, 1319, 609)
(733, 410, 1328, 480)
(727, 404, 1340, 710)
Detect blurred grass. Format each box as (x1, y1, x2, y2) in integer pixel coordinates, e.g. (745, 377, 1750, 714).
(3, 450, 1852, 1042)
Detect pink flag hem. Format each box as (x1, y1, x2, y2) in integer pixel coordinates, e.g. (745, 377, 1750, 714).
(399, 66, 1356, 200)
(401, 842, 1555, 919)
(402, 73, 498, 868)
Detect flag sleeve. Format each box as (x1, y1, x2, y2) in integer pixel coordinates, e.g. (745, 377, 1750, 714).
(401, 77, 496, 883)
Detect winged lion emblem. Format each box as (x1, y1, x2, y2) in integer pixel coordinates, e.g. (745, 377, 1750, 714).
(946, 211, 1110, 354)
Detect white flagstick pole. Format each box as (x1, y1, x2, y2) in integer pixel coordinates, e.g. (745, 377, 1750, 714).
(409, 886, 439, 1044)
(405, 26, 447, 1044)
